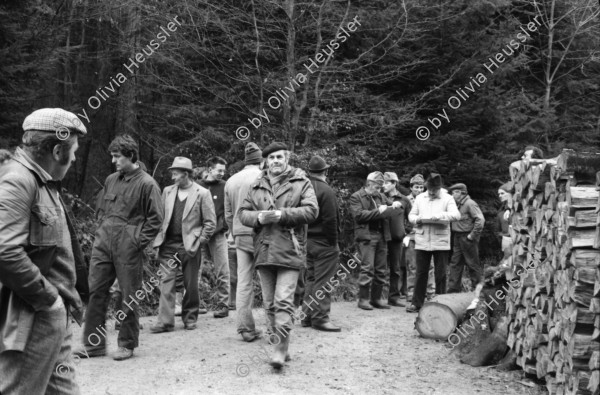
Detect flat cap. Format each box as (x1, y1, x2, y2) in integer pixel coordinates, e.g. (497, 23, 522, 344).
(308, 155, 330, 172)
(367, 171, 384, 185)
(23, 108, 87, 135)
(383, 172, 399, 182)
(448, 183, 467, 193)
(410, 174, 425, 185)
(262, 141, 288, 158)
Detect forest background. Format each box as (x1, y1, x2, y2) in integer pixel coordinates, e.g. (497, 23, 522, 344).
(1, 0, 599, 307)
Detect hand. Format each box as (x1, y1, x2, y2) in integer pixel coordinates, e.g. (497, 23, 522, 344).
(416, 217, 423, 225)
(378, 205, 388, 214)
(42, 296, 64, 312)
(273, 210, 282, 222)
(403, 236, 410, 247)
(199, 236, 209, 246)
(391, 201, 402, 209)
(467, 234, 473, 241)
(430, 215, 440, 221)
(503, 210, 510, 221)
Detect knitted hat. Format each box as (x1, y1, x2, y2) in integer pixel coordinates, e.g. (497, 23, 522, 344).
(244, 142, 262, 165)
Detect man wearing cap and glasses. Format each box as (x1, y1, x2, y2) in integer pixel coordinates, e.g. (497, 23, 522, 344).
(349, 172, 403, 310)
(0, 108, 89, 394)
(224, 142, 264, 342)
(382, 172, 412, 307)
(447, 183, 485, 293)
(407, 173, 460, 313)
(300, 155, 342, 332)
(150, 157, 216, 333)
(75, 134, 164, 361)
(239, 141, 318, 370)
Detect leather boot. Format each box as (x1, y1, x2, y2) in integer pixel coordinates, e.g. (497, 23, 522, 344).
(357, 286, 373, 310)
(370, 284, 391, 309)
(270, 330, 290, 369)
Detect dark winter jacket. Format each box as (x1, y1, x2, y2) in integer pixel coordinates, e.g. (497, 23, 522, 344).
(199, 178, 228, 235)
(386, 190, 412, 241)
(451, 194, 485, 241)
(307, 176, 339, 246)
(349, 188, 394, 242)
(239, 166, 319, 270)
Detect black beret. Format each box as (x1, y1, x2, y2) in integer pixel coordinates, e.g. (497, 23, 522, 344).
(262, 141, 289, 158)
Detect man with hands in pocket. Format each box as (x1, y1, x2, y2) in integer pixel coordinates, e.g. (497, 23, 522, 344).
(0, 108, 89, 394)
(75, 134, 163, 361)
(150, 157, 216, 333)
(406, 173, 461, 313)
(349, 172, 404, 311)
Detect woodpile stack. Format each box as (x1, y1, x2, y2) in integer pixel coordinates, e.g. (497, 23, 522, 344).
(505, 149, 600, 395)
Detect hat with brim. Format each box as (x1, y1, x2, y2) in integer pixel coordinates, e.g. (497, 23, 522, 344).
(425, 173, 443, 190)
(308, 155, 330, 172)
(168, 157, 193, 172)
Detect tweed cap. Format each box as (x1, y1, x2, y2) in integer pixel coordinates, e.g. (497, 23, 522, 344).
(383, 172, 399, 182)
(23, 108, 87, 135)
(448, 183, 467, 193)
(367, 171, 385, 185)
(410, 174, 425, 185)
(262, 141, 288, 158)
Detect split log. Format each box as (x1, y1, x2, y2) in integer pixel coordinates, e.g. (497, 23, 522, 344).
(415, 292, 476, 339)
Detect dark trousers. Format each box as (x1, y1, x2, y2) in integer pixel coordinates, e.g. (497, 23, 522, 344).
(157, 247, 201, 326)
(447, 233, 482, 293)
(228, 246, 238, 308)
(294, 267, 306, 307)
(386, 240, 403, 301)
(412, 250, 449, 308)
(83, 252, 143, 350)
(302, 238, 340, 325)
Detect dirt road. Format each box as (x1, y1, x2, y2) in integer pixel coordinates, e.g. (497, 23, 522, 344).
(73, 301, 544, 395)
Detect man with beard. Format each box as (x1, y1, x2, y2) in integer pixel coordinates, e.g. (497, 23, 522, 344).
(349, 172, 403, 310)
(199, 156, 230, 318)
(224, 143, 264, 342)
(75, 134, 163, 361)
(239, 142, 318, 370)
(382, 172, 411, 307)
(447, 183, 485, 293)
(407, 173, 460, 313)
(0, 108, 88, 394)
(150, 157, 216, 332)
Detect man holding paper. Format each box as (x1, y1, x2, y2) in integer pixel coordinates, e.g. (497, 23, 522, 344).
(407, 173, 460, 313)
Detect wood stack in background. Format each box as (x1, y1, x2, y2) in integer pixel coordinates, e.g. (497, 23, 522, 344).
(505, 149, 600, 395)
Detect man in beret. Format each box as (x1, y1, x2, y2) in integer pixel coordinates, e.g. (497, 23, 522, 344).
(0, 108, 88, 393)
(407, 173, 460, 312)
(301, 155, 342, 332)
(239, 141, 318, 369)
(403, 174, 436, 302)
(382, 172, 412, 307)
(225, 142, 264, 342)
(447, 183, 485, 293)
(349, 172, 403, 310)
(75, 134, 164, 361)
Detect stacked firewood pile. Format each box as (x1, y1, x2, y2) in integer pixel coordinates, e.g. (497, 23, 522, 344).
(505, 149, 600, 395)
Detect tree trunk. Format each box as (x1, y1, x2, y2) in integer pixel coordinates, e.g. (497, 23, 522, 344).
(415, 292, 477, 339)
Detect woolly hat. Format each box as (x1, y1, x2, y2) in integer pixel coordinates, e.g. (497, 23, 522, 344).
(244, 142, 262, 165)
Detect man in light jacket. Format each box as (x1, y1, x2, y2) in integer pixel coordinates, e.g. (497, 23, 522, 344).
(407, 173, 460, 312)
(239, 141, 318, 370)
(150, 157, 216, 332)
(447, 183, 485, 293)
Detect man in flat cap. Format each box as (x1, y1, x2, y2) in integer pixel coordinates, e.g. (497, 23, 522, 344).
(301, 155, 342, 332)
(199, 156, 231, 319)
(403, 174, 436, 302)
(349, 172, 403, 310)
(0, 108, 88, 393)
(407, 173, 460, 312)
(225, 142, 264, 342)
(239, 141, 318, 369)
(447, 183, 485, 293)
(150, 157, 216, 333)
(75, 134, 164, 361)
(382, 172, 412, 307)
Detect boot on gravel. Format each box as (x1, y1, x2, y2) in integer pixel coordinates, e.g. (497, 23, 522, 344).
(370, 284, 391, 309)
(357, 286, 373, 310)
(270, 330, 290, 369)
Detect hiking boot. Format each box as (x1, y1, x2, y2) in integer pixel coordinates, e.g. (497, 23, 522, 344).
(312, 322, 342, 332)
(406, 304, 420, 313)
(184, 322, 197, 330)
(358, 286, 373, 310)
(388, 298, 406, 307)
(270, 331, 290, 369)
(112, 347, 133, 361)
(149, 323, 174, 334)
(213, 306, 229, 318)
(241, 330, 261, 342)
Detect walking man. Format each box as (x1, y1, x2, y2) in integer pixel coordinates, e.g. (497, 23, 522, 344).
(403, 174, 436, 302)
(224, 142, 264, 342)
(447, 183, 485, 293)
(407, 173, 460, 313)
(0, 108, 88, 394)
(382, 172, 411, 307)
(199, 156, 231, 318)
(301, 156, 342, 332)
(76, 134, 164, 361)
(349, 172, 403, 310)
(150, 157, 216, 332)
(239, 142, 318, 369)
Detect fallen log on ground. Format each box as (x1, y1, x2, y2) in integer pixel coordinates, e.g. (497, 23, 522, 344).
(415, 292, 476, 340)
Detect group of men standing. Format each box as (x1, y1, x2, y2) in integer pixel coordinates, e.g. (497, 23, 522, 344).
(0, 107, 489, 393)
